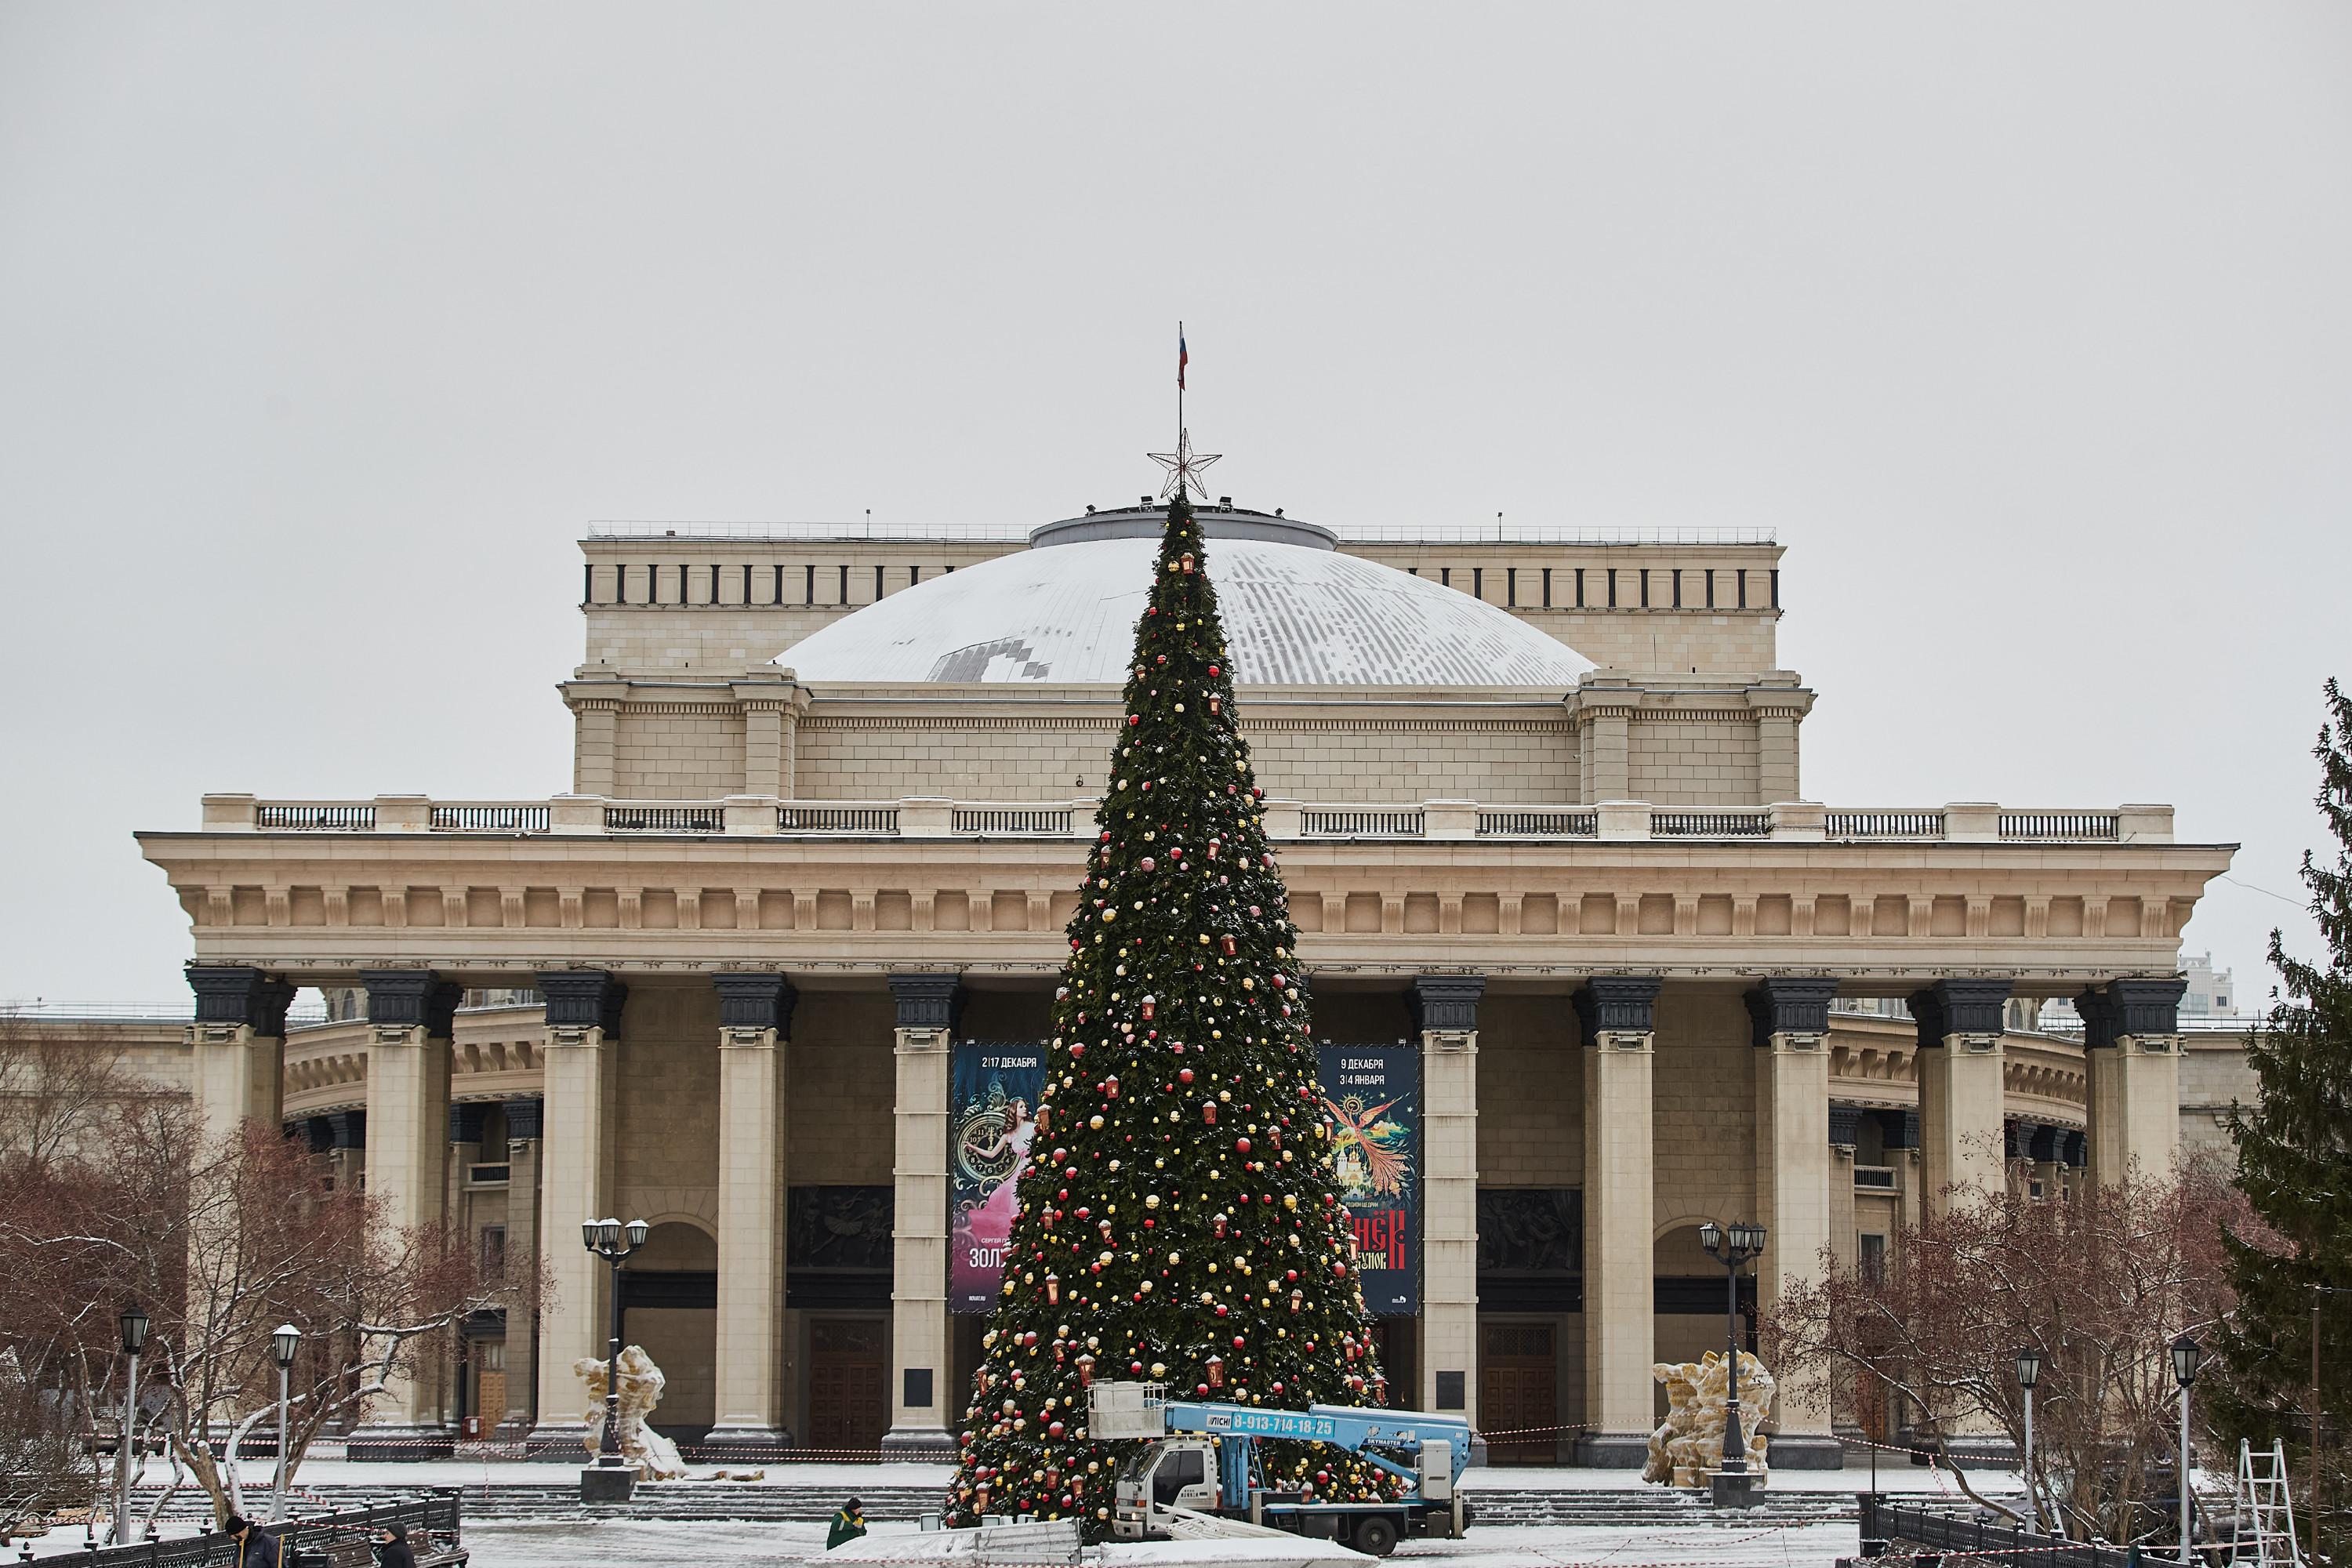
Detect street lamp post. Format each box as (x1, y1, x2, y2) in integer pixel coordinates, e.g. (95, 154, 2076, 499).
(1697, 1221, 1768, 1508)
(579, 1217, 650, 1504)
(271, 1325, 302, 1523)
(113, 1305, 148, 1545)
(2013, 1347, 2042, 1535)
(2171, 1334, 2201, 1566)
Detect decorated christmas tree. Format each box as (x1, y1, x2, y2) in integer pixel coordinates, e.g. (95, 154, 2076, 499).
(946, 477, 1393, 1532)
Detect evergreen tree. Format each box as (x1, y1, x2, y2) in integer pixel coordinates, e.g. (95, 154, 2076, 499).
(2213, 679, 2352, 1558)
(946, 487, 1393, 1533)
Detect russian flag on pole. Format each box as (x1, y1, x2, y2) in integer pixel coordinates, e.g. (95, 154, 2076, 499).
(1178, 331, 1188, 390)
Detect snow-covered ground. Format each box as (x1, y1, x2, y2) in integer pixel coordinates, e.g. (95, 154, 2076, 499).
(455, 1518, 1870, 1568)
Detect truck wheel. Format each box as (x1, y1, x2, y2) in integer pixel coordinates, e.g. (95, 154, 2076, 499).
(1352, 1516, 1399, 1557)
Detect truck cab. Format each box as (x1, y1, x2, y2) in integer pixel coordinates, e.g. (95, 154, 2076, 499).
(1113, 1439, 1220, 1529)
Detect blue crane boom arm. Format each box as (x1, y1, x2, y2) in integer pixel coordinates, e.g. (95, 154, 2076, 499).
(1153, 1399, 1473, 1488)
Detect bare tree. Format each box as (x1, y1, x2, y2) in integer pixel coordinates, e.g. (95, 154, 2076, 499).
(1766, 1160, 2261, 1547)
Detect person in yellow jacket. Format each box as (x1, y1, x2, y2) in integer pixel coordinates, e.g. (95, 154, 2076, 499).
(827, 1496, 869, 1550)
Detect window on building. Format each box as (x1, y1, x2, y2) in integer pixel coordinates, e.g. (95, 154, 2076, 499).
(1737, 571, 1748, 609)
(1606, 568, 1617, 608)
(742, 564, 752, 604)
(1639, 568, 1650, 608)
(838, 564, 850, 604)
(1505, 567, 1517, 607)
(1671, 569, 1682, 608)
(481, 1225, 507, 1282)
(1471, 567, 1483, 600)
(804, 564, 816, 604)
(583, 564, 593, 605)
(1705, 569, 1715, 609)
(910, 565, 921, 586)
(1574, 567, 1585, 608)
(875, 564, 885, 601)
(1541, 567, 1552, 607)
(773, 564, 784, 604)
(709, 563, 720, 604)
(1769, 568, 1780, 609)
(1860, 1233, 1887, 1286)
(1439, 567, 1451, 588)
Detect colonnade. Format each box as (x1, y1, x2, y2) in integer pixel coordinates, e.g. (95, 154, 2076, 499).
(181, 965, 2188, 1464)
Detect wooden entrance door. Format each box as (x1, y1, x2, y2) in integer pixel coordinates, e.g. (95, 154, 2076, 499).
(1479, 1321, 1558, 1465)
(808, 1318, 888, 1452)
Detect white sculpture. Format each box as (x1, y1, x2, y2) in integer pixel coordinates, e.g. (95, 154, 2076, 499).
(1644, 1350, 1774, 1486)
(575, 1344, 689, 1480)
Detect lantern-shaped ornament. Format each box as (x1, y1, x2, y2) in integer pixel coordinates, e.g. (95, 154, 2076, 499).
(1046, 1272, 1061, 1305)
(1140, 995, 1156, 1021)
(1076, 1352, 1096, 1387)
(1181, 553, 1196, 575)
(1289, 1288, 1304, 1313)
(1203, 1102, 1217, 1125)
(1213, 1211, 1229, 1239)
(1221, 935, 1237, 956)
(1208, 696, 1221, 714)
(1206, 1354, 1225, 1388)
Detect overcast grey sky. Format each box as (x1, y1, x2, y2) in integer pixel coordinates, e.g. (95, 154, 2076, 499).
(2, 4, 2347, 1004)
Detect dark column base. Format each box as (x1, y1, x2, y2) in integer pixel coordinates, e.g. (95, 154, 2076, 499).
(699, 1425, 793, 1461)
(579, 1462, 637, 1504)
(880, 1425, 957, 1460)
(1708, 1468, 1764, 1508)
(1766, 1433, 1850, 1470)
(346, 1425, 456, 1462)
(1573, 1432, 1650, 1468)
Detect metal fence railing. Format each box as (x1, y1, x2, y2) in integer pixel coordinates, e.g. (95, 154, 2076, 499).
(603, 805, 723, 833)
(2000, 811, 2120, 841)
(1300, 808, 1427, 838)
(427, 804, 550, 833)
(1824, 810, 1947, 840)
(778, 804, 901, 834)
(953, 807, 1075, 836)
(253, 804, 376, 831)
(1652, 810, 1771, 838)
(73, 1491, 463, 1567)
(1476, 809, 1599, 837)
(1856, 1495, 2129, 1567)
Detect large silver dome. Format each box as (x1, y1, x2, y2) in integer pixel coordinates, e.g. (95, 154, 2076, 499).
(778, 528, 1593, 688)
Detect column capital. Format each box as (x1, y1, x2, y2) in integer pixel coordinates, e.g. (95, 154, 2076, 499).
(503, 1097, 543, 1141)
(2081, 978, 2187, 1048)
(1573, 975, 1661, 1041)
(1410, 975, 1486, 1033)
(1745, 975, 1839, 1047)
(1909, 977, 2012, 1047)
(187, 966, 296, 1036)
(537, 969, 626, 1036)
(326, 1109, 367, 1149)
(888, 972, 964, 1032)
(1828, 1103, 1864, 1149)
(714, 972, 798, 1036)
(448, 1102, 490, 1145)
(360, 970, 463, 1037)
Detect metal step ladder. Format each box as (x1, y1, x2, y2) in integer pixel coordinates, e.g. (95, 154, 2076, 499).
(2234, 1437, 2304, 1566)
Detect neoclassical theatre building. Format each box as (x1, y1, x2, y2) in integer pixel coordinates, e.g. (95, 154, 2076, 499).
(136, 499, 2231, 1466)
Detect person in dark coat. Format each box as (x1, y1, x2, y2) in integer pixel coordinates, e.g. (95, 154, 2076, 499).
(223, 1515, 281, 1568)
(827, 1496, 868, 1549)
(374, 1520, 419, 1568)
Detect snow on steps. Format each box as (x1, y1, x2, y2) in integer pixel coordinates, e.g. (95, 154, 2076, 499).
(129, 1483, 1857, 1528)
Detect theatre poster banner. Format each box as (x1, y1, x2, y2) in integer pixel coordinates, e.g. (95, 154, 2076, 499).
(949, 1042, 1047, 1312)
(946, 1040, 1419, 1315)
(1318, 1043, 1421, 1316)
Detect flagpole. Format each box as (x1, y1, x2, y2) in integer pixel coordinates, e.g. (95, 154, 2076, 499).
(1177, 319, 1185, 448)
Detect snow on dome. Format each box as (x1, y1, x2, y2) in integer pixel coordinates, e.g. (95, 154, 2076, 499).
(778, 535, 1594, 688)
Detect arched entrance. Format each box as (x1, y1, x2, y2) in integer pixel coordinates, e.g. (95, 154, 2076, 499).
(619, 1221, 718, 1439)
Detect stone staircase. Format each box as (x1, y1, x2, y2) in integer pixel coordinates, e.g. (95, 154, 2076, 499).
(133, 1481, 1857, 1528)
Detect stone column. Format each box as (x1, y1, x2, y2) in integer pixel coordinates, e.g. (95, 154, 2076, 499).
(1410, 976, 1483, 1454)
(2081, 978, 2186, 1189)
(501, 1097, 543, 1438)
(1573, 976, 1659, 1468)
(1910, 979, 2012, 1215)
(707, 973, 797, 1455)
(184, 967, 295, 1149)
(531, 971, 626, 1452)
(355, 970, 463, 1454)
(882, 973, 960, 1457)
(566, 691, 621, 797)
(735, 677, 810, 799)
(1579, 694, 1635, 803)
(1745, 977, 1843, 1468)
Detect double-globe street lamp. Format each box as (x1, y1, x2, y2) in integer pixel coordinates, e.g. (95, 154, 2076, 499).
(2013, 1347, 2042, 1534)
(272, 1324, 303, 1522)
(2171, 1333, 2202, 1566)
(581, 1218, 651, 1502)
(1698, 1221, 1768, 1503)
(112, 1305, 148, 1544)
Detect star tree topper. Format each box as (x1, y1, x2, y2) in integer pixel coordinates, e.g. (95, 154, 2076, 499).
(1148, 427, 1221, 500)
